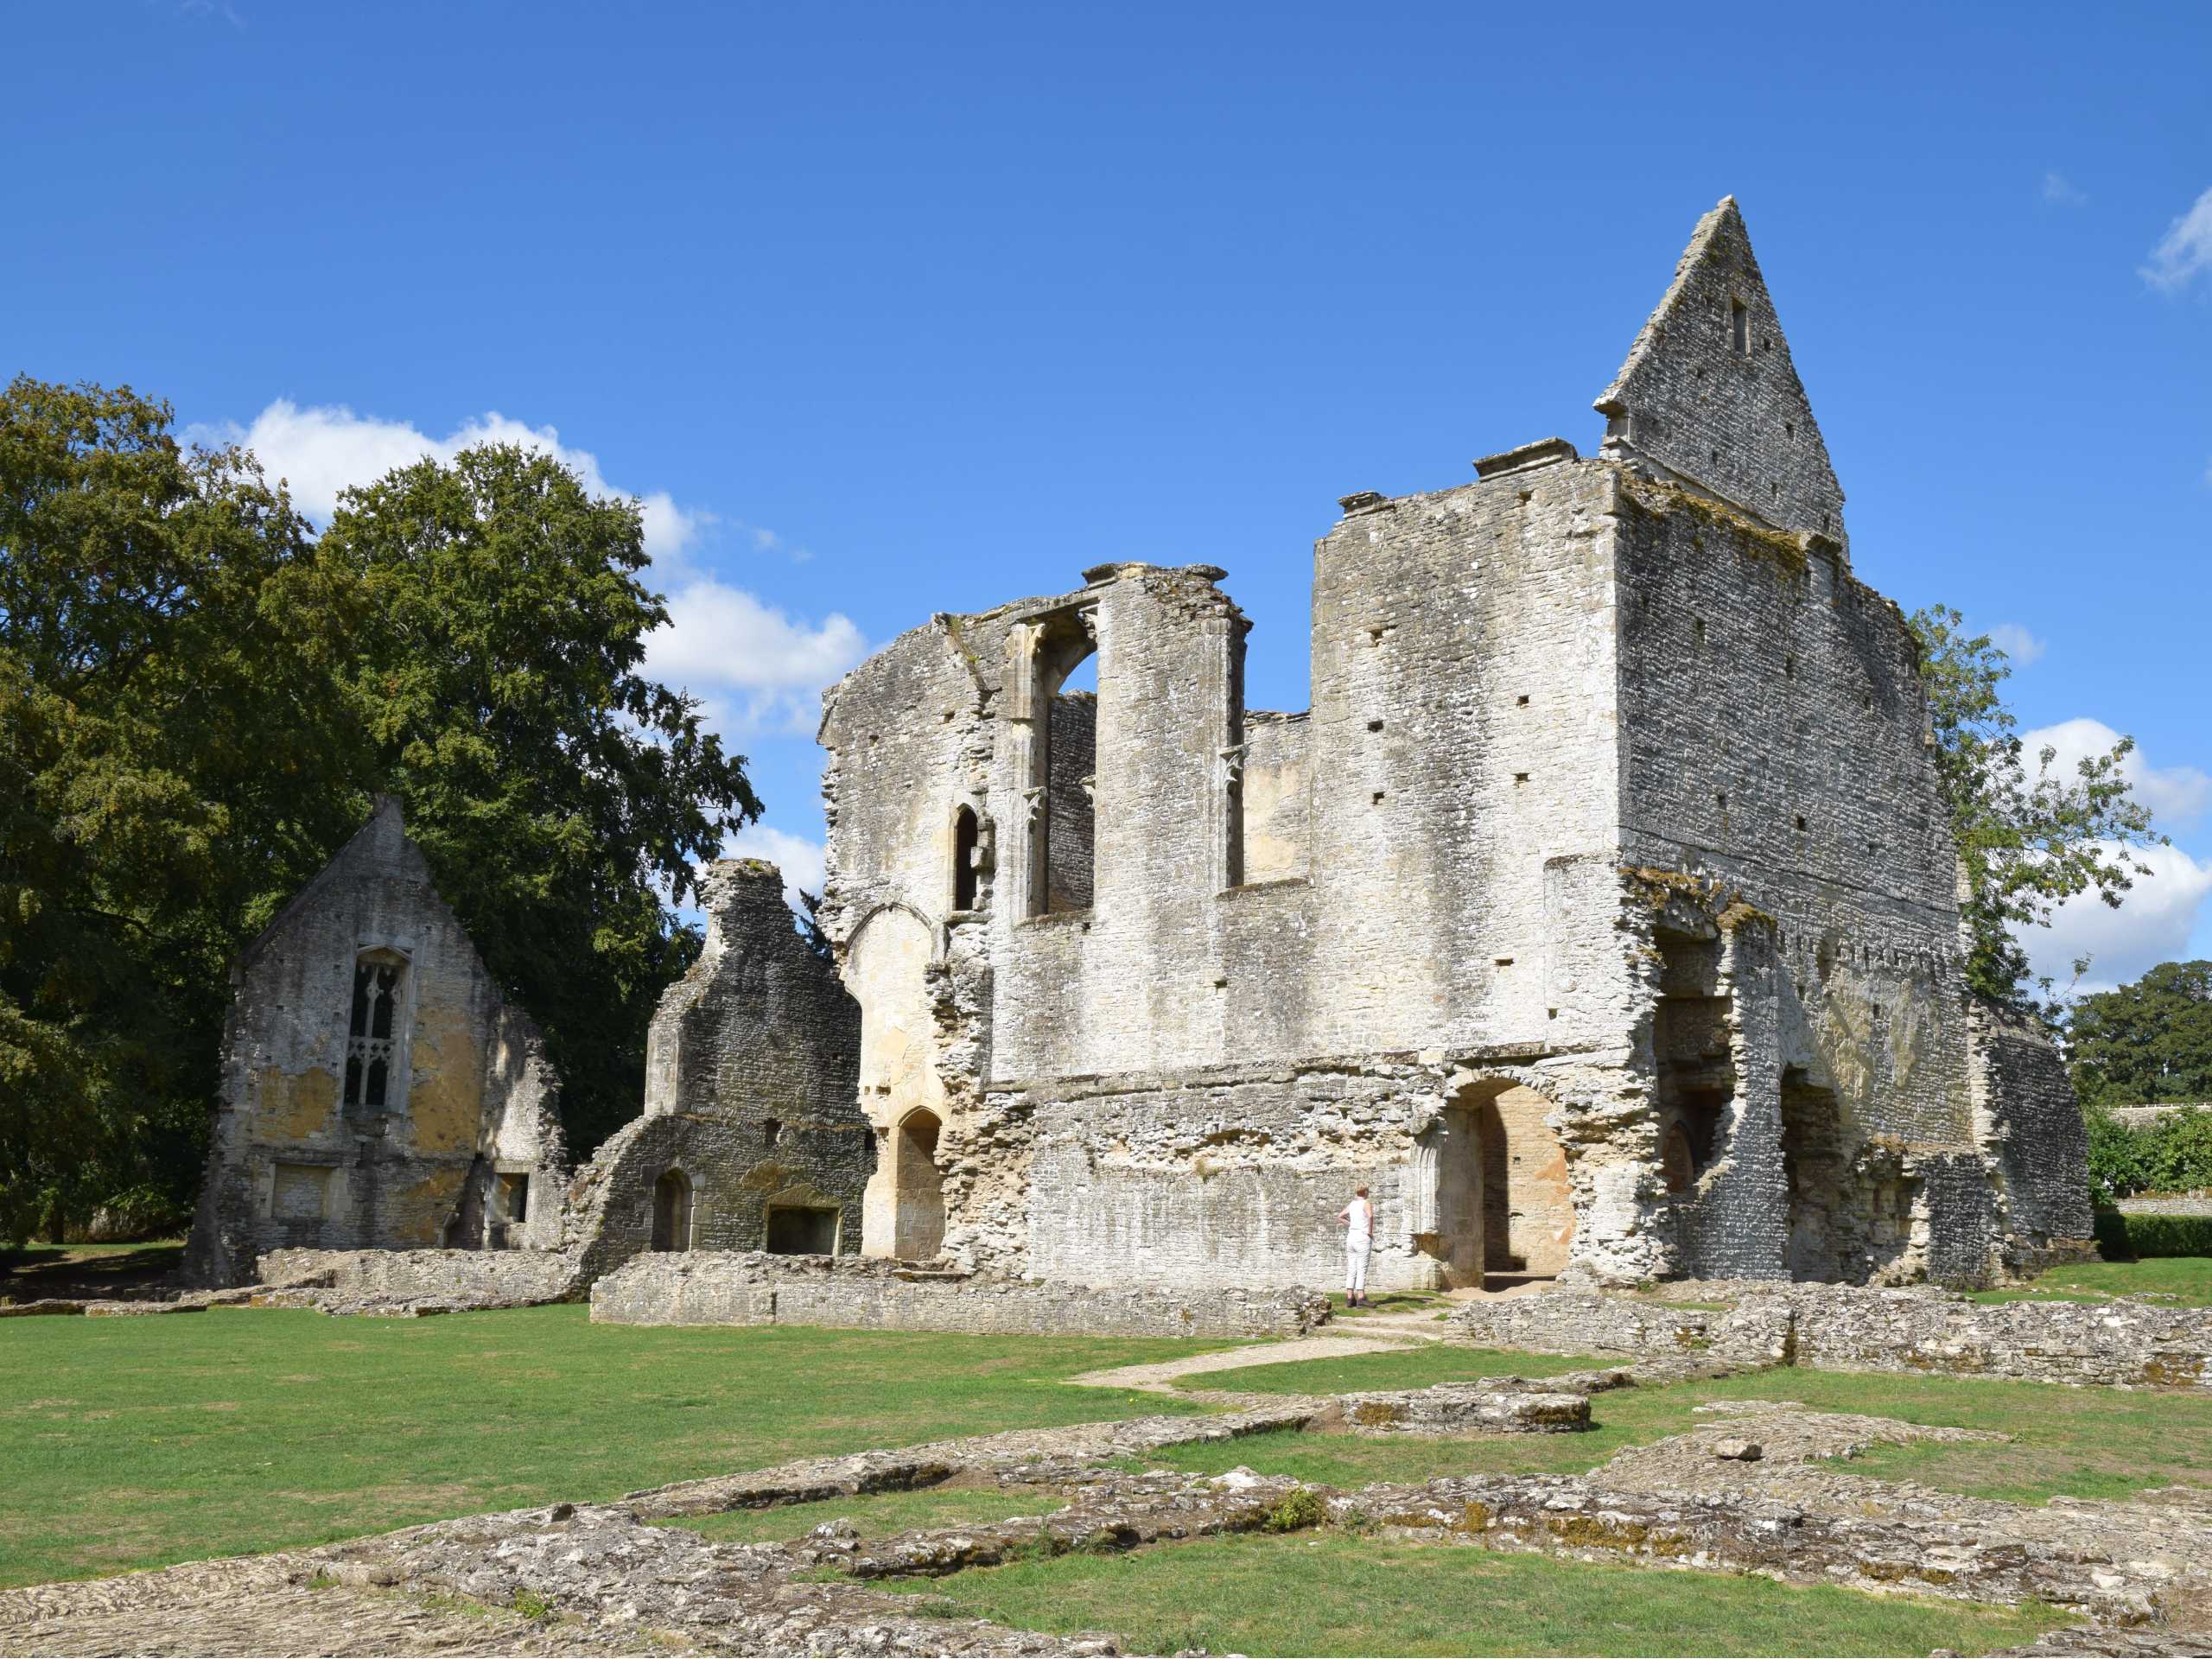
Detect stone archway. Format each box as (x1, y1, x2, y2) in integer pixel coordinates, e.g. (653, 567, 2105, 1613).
(1470, 1079, 1575, 1276)
(891, 1109, 946, 1260)
(847, 906, 950, 1257)
(651, 1168, 693, 1252)
(1412, 1102, 1484, 1287)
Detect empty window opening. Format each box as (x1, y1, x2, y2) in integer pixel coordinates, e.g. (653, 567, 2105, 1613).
(343, 951, 405, 1111)
(1784, 420, 1796, 439)
(951, 804, 981, 912)
(1692, 617, 1706, 645)
(1653, 927, 1735, 1244)
(1513, 772, 1530, 785)
(891, 1109, 946, 1260)
(1784, 656, 1796, 677)
(1366, 718, 1384, 733)
(1020, 613, 1097, 918)
(1494, 957, 1515, 968)
(652, 1168, 694, 1252)
(1796, 815, 1808, 832)
(1730, 299, 1750, 355)
(494, 1172, 529, 1224)
(1372, 790, 1386, 804)
(762, 1117, 782, 1145)
(1516, 694, 1529, 706)
(765, 1205, 839, 1255)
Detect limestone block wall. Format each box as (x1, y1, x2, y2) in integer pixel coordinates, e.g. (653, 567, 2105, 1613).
(1972, 1004, 2096, 1261)
(565, 859, 869, 1278)
(183, 799, 567, 1287)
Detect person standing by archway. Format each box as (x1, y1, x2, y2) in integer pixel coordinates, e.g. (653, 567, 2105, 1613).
(1337, 1185, 1374, 1307)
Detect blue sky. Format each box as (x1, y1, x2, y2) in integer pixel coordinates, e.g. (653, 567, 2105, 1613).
(11, 2, 2210, 988)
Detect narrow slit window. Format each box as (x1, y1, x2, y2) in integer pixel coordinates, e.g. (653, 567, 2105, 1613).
(1730, 299, 1750, 356)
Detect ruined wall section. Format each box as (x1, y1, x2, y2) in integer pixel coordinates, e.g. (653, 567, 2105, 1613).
(183, 799, 566, 1286)
(1596, 196, 1847, 552)
(1239, 711, 1310, 884)
(1971, 1003, 2096, 1266)
(1611, 479, 1988, 1280)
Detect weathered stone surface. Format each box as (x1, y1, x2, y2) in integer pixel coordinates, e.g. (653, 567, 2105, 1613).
(1449, 1282, 2212, 1390)
(589, 1249, 1330, 1339)
(184, 798, 568, 1287)
(1334, 1382, 1591, 1436)
(804, 199, 2089, 1301)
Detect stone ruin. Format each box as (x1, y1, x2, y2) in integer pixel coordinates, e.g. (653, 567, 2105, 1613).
(185, 198, 2094, 1319)
(811, 195, 2093, 1295)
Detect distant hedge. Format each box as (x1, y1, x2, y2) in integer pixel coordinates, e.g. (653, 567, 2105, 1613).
(2085, 1105, 2212, 1207)
(2094, 1210, 2212, 1260)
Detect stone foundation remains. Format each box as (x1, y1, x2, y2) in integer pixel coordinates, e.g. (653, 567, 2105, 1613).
(588, 1249, 1330, 1340)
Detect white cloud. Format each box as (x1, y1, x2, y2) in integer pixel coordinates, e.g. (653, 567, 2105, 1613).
(2041, 171, 2087, 207)
(645, 577, 865, 735)
(2022, 717, 2211, 832)
(191, 399, 712, 564)
(2142, 183, 2212, 292)
(1985, 622, 2045, 667)
(2021, 840, 2212, 992)
(721, 825, 827, 914)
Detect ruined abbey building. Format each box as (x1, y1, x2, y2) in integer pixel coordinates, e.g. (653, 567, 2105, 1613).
(817, 197, 2094, 1294)
(184, 800, 872, 1291)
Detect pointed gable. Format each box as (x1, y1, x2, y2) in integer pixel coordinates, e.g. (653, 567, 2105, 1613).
(1594, 198, 1847, 551)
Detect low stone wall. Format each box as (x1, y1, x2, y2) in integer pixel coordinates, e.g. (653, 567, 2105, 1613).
(255, 1248, 581, 1308)
(1448, 1282, 2210, 1389)
(590, 1250, 1330, 1339)
(1446, 1292, 1796, 1364)
(2117, 1193, 2212, 1216)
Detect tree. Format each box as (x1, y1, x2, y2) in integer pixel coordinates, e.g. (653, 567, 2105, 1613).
(2069, 960, 2212, 1106)
(1908, 605, 2163, 1009)
(0, 377, 364, 1247)
(313, 444, 760, 1151)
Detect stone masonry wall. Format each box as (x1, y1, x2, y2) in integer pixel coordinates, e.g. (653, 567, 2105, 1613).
(588, 1249, 1329, 1339)
(184, 799, 568, 1287)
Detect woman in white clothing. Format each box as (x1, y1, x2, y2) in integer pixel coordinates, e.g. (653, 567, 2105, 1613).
(1336, 1185, 1373, 1307)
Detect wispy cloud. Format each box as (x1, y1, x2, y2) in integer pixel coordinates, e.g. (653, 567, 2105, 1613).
(1985, 622, 2046, 667)
(2022, 840, 2212, 993)
(191, 399, 712, 565)
(2041, 171, 2087, 207)
(2142, 183, 2212, 292)
(190, 397, 867, 738)
(2023, 717, 2211, 832)
(645, 576, 866, 736)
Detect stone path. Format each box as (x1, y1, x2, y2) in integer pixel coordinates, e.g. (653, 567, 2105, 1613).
(1066, 1303, 1452, 1395)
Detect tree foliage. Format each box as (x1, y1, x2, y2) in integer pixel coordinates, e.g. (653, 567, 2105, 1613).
(315, 445, 760, 1149)
(2084, 1104, 2212, 1206)
(2, 380, 761, 1244)
(2069, 960, 2212, 1107)
(1908, 605, 2162, 1007)
(0, 377, 364, 1245)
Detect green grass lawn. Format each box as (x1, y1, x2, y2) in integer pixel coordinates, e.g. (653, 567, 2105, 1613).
(1971, 1255, 2212, 1307)
(1144, 1354, 2212, 1502)
(0, 1304, 1228, 1589)
(877, 1532, 2074, 1656)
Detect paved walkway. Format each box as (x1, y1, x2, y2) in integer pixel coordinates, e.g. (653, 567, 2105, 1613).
(1069, 1305, 1452, 1394)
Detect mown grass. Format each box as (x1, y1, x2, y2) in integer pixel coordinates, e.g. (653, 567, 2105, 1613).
(0, 1304, 1228, 1589)
(1147, 1353, 2212, 1502)
(1971, 1255, 2212, 1307)
(877, 1532, 2074, 1656)
(1174, 1344, 1604, 1395)
(664, 1483, 1064, 1545)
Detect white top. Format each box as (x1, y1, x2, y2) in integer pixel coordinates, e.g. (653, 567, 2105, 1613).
(1342, 1197, 1373, 1243)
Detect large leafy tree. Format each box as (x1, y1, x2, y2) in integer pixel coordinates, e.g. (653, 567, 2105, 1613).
(0, 377, 364, 1246)
(314, 444, 760, 1151)
(2069, 960, 2212, 1106)
(1909, 605, 2162, 1008)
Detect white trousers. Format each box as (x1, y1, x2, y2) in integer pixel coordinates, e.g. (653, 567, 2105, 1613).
(1344, 1236, 1371, 1294)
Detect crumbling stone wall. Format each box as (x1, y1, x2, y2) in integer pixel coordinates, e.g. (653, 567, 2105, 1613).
(588, 1249, 1329, 1339)
(564, 860, 868, 1278)
(810, 199, 2092, 1294)
(183, 798, 568, 1287)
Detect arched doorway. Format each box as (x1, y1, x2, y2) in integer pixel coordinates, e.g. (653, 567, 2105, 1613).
(652, 1168, 693, 1252)
(1412, 1103, 1484, 1287)
(892, 1109, 946, 1259)
(1471, 1080, 1575, 1276)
